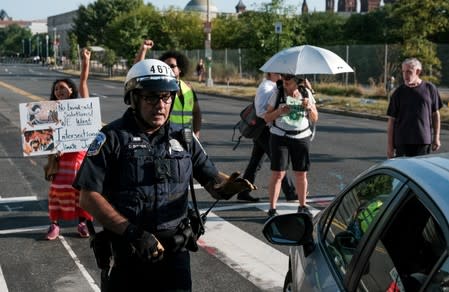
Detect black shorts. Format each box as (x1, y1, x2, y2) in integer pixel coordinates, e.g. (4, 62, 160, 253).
(270, 133, 310, 171)
(395, 144, 431, 157)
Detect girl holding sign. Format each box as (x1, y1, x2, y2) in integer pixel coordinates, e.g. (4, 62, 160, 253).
(45, 48, 93, 240)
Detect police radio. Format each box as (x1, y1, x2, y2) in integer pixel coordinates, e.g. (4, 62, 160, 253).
(181, 128, 206, 248)
(181, 127, 193, 152)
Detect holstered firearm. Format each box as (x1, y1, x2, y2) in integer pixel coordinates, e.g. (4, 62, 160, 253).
(88, 224, 113, 270)
(174, 208, 205, 252)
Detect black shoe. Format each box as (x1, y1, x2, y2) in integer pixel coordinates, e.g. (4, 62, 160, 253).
(267, 208, 278, 218)
(297, 205, 312, 217)
(237, 192, 260, 202)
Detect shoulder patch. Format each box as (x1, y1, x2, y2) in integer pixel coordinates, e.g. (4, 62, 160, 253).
(169, 138, 185, 152)
(87, 132, 106, 156)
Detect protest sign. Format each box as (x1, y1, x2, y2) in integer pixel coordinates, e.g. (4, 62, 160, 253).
(19, 98, 102, 156)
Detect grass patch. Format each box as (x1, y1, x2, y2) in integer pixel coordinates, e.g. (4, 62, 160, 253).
(188, 79, 449, 123)
(64, 69, 449, 123)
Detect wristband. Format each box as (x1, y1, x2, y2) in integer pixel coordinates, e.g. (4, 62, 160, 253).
(123, 224, 142, 242)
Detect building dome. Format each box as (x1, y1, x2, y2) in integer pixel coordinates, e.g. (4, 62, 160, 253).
(184, 0, 219, 14)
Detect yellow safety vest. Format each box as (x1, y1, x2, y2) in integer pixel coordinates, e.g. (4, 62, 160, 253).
(170, 80, 194, 128)
(358, 200, 383, 233)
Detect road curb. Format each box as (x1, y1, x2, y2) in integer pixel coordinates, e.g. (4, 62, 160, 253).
(316, 107, 449, 130)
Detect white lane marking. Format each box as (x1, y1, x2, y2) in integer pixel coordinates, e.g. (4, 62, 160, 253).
(90, 93, 108, 99)
(0, 196, 38, 204)
(102, 85, 118, 89)
(210, 197, 334, 213)
(199, 211, 288, 290)
(0, 197, 331, 291)
(0, 265, 9, 292)
(0, 191, 332, 204)
(0, 225, 48, 235)
(306, 195, 336, 203)
(197, 202, 323, 290)
(59, 235, 100, 292)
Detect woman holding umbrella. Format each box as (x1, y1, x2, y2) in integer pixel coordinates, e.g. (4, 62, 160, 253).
(263, 74, 318, 217)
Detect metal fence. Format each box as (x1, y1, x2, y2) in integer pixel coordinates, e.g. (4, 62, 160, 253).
(3, 43, 448, 86)
(149, 44, 449, 86)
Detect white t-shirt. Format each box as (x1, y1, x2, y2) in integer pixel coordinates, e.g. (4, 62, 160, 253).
(267, 87, 316, 139)
(254, 79, 277, 118)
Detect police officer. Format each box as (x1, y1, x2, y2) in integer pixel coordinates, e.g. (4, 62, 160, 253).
(135, 40, 202, 138)
(73, 59, 255, 292)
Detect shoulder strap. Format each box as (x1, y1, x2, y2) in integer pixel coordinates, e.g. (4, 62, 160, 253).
(275, 80, 285, 109)
(298, 85, 308, 99)
(232, 121, 243, 150)
(272, 81, 285, 131)
(298, 85, 317, 141)
(181, 128, 205, 236)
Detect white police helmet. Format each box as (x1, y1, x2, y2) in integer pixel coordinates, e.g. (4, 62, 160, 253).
(124, 59, 179, 105)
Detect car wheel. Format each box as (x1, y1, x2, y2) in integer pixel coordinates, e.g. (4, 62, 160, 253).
(283, 269, 293, 292)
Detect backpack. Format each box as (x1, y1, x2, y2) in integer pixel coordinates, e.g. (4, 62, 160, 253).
(232, 101, 266, 150)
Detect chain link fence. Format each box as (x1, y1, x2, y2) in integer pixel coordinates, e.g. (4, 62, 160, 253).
(3, 44, 448, 87)
(149, 44, 449, 87)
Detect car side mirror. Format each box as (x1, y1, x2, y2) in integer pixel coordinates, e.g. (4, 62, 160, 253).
(263, 213, 313, 246)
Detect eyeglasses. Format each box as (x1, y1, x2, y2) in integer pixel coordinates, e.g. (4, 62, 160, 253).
(282, 74, 295, 81)
(138, 93, 173, 105)
(167, 64, 178, 69)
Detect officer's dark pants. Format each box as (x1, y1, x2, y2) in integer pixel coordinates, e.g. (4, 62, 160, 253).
(101, 250, 191, 292)
(242, 127, 296, 200)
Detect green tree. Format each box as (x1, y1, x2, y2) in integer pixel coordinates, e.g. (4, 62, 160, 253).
(104, 5, 160, 64)
(212, 0, 305, 73)
(72, 0, 145, 47)
(68, 32, 79, 64)
(103, 5, 204, 63)
(302, 12, 346, 45)
(157, 9, 204, 50)
(98, 47, 118, 77)
(212, 15, 242, 49)
(391, 0, 449, 77)
(0, 24, 31, 56)
(343, 9, 390, 44)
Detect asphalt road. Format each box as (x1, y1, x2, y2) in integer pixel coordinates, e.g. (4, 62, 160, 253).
(1, 63, 449, 292)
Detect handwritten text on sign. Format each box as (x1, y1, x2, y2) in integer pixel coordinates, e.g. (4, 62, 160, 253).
(19, 98, 102, 156)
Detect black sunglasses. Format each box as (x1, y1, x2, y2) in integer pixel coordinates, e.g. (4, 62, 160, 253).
(167, 64, 178, 69)
(282, 74, 295, 81)
(137, 92, 173, 105)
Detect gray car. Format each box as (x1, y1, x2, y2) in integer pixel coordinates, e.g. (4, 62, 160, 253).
(263, 153, 449, 292)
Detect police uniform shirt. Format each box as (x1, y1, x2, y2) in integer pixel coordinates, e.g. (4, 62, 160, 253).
(73, 107, 218, 229)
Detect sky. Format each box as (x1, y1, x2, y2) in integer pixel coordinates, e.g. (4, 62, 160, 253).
(1, 0, 327, 21)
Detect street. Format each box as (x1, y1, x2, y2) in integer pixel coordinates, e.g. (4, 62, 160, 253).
(1, 63, 449, 292)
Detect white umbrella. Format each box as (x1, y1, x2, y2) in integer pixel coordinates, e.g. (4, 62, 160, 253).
(260, 45, 354, 75)
(89, 46, 105, 52)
